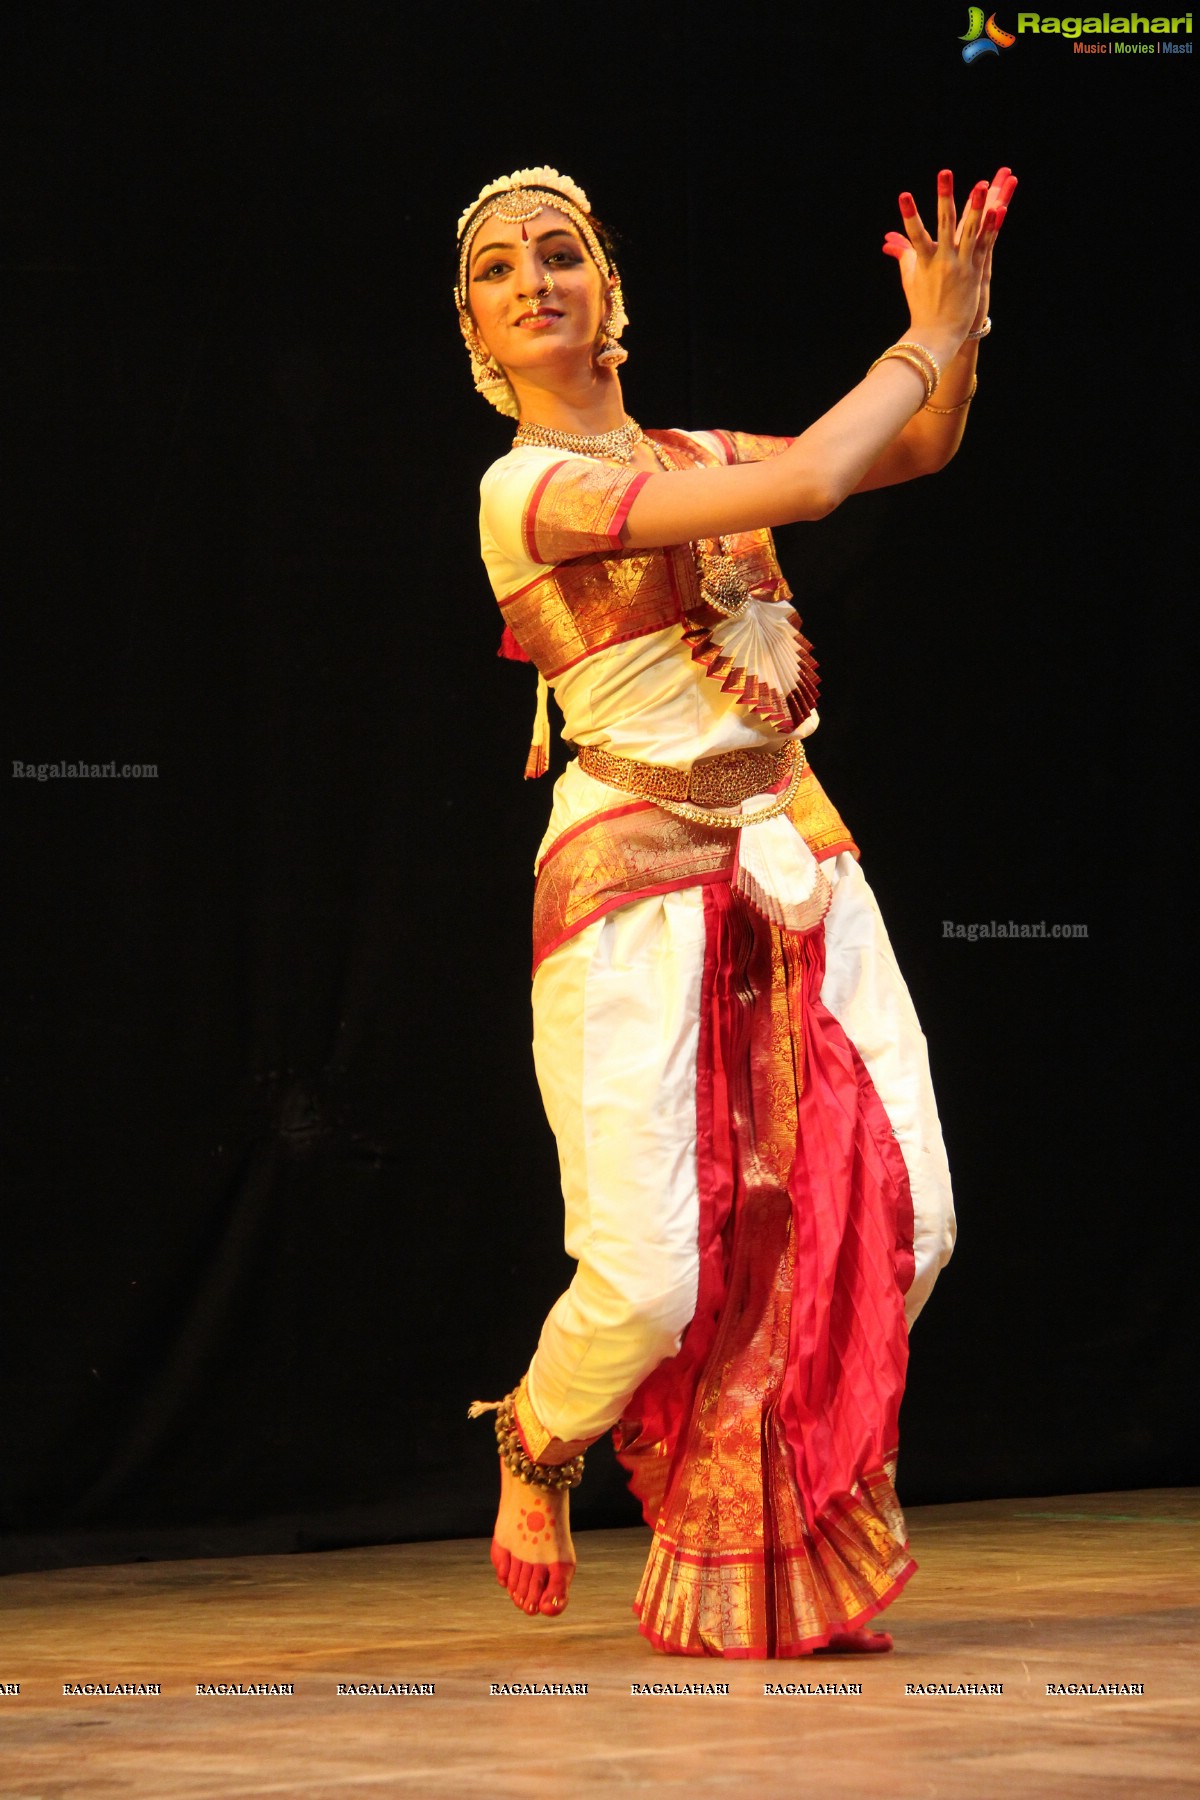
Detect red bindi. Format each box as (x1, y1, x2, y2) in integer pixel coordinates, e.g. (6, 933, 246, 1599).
(521, 223, 529, 242)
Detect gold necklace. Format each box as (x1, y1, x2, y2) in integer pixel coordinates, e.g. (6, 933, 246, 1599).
(512, 416, 644, 463)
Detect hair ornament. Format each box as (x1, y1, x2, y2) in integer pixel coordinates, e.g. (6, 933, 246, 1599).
(455, 168, 592, 242)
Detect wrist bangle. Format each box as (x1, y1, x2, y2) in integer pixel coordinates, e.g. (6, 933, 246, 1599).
(890, 340, 942, 395)
(868, 341, 942, 402)
(966, 316, 992, 341)
(924, 374, 978, 415)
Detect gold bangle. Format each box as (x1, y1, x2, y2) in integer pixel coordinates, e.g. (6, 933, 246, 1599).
(881, 351, 935, 401)
(923, 374, 979, 415)
(868, 342, 940, 402)
(891, 340, 943, 391)
(868, 351, 934, 401)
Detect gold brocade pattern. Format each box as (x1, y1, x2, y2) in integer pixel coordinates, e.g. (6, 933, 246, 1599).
(645, 433, 787, 598)
(626, 919, 915, 1657)
(715, 429, 796, 465)
(788, 760, 859, 859)
(532, 806, 732, 972)
(531, 767, 858, 971)
(496, 431, 819, 712)
(511, 1376, 589, 1466)
(523, 459, 648, 566)
(575, 741, 793, 808)
(499, 544, 691, 677)
(635, 1460, 913, 1659)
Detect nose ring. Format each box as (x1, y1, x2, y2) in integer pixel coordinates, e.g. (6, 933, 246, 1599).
(524, 274, 555, 315)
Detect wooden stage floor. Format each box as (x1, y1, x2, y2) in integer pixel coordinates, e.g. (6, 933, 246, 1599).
(1, 1489, 1196, 1799)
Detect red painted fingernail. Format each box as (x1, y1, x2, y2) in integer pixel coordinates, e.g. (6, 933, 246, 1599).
(995, 166, 1012, 182)
(899, 192, 917, 217)
(971, 183, 987, 209)
(938, 169, 953, 196)
(1003, 176, 1018, 202)
(994, 205, 1008, 229)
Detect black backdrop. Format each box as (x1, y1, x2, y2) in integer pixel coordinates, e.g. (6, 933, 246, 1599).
(3, 4, 1194, 1576)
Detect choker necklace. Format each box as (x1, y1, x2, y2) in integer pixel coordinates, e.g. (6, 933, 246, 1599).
(512, 416, 644, 463)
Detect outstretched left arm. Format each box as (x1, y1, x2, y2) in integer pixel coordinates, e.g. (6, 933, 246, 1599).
(852, 166, 1017, 492)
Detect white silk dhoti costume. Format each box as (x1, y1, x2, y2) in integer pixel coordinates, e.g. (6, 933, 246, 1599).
(529, 847, 954, 1448)
(479, 427, 955, 1656)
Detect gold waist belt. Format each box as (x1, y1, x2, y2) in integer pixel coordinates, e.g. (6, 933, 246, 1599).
(576, 740, 797, 811)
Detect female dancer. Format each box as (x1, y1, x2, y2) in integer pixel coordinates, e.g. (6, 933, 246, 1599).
(460, 163, 1014, 1658)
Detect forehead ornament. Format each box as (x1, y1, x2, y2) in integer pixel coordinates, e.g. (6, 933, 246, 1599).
(489, 189, 548, 227)
(455, 167, 593, 241)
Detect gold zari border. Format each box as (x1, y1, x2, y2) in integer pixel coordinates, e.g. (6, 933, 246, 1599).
(523, 459, 645, 565)
(511, 1376, 590, 1465)
(500, 545, 690, 677)
(711, 429, 796, 465)
(633, 1462, 914, 1658)
(532, 764, 857, 970)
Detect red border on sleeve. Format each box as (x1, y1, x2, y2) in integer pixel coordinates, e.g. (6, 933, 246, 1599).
(608, 468, 651, 541)
(522, 460, 566, 565)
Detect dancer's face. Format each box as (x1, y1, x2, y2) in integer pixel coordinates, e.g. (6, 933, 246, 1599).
(466, 207, 608, 385)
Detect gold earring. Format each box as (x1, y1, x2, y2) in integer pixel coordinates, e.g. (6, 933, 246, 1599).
(456, 301, 519, 417)
(595, 331, 627, 368)
(595, 277, 628, 368)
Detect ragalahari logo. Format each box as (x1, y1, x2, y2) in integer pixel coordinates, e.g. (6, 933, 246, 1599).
(961, 8, 1017, 58)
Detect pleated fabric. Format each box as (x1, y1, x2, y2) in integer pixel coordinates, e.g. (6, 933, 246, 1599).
(617, 883, 917, 1656)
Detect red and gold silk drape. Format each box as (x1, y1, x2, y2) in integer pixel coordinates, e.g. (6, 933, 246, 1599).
(616, 885, 916, 1657)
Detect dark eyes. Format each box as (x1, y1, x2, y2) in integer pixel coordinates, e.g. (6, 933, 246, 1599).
(473, 251, 583, 282)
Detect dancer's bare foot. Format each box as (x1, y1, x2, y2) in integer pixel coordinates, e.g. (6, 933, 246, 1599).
(815, 1628, 894, 1654)
(489, 1458, 576, 1618)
